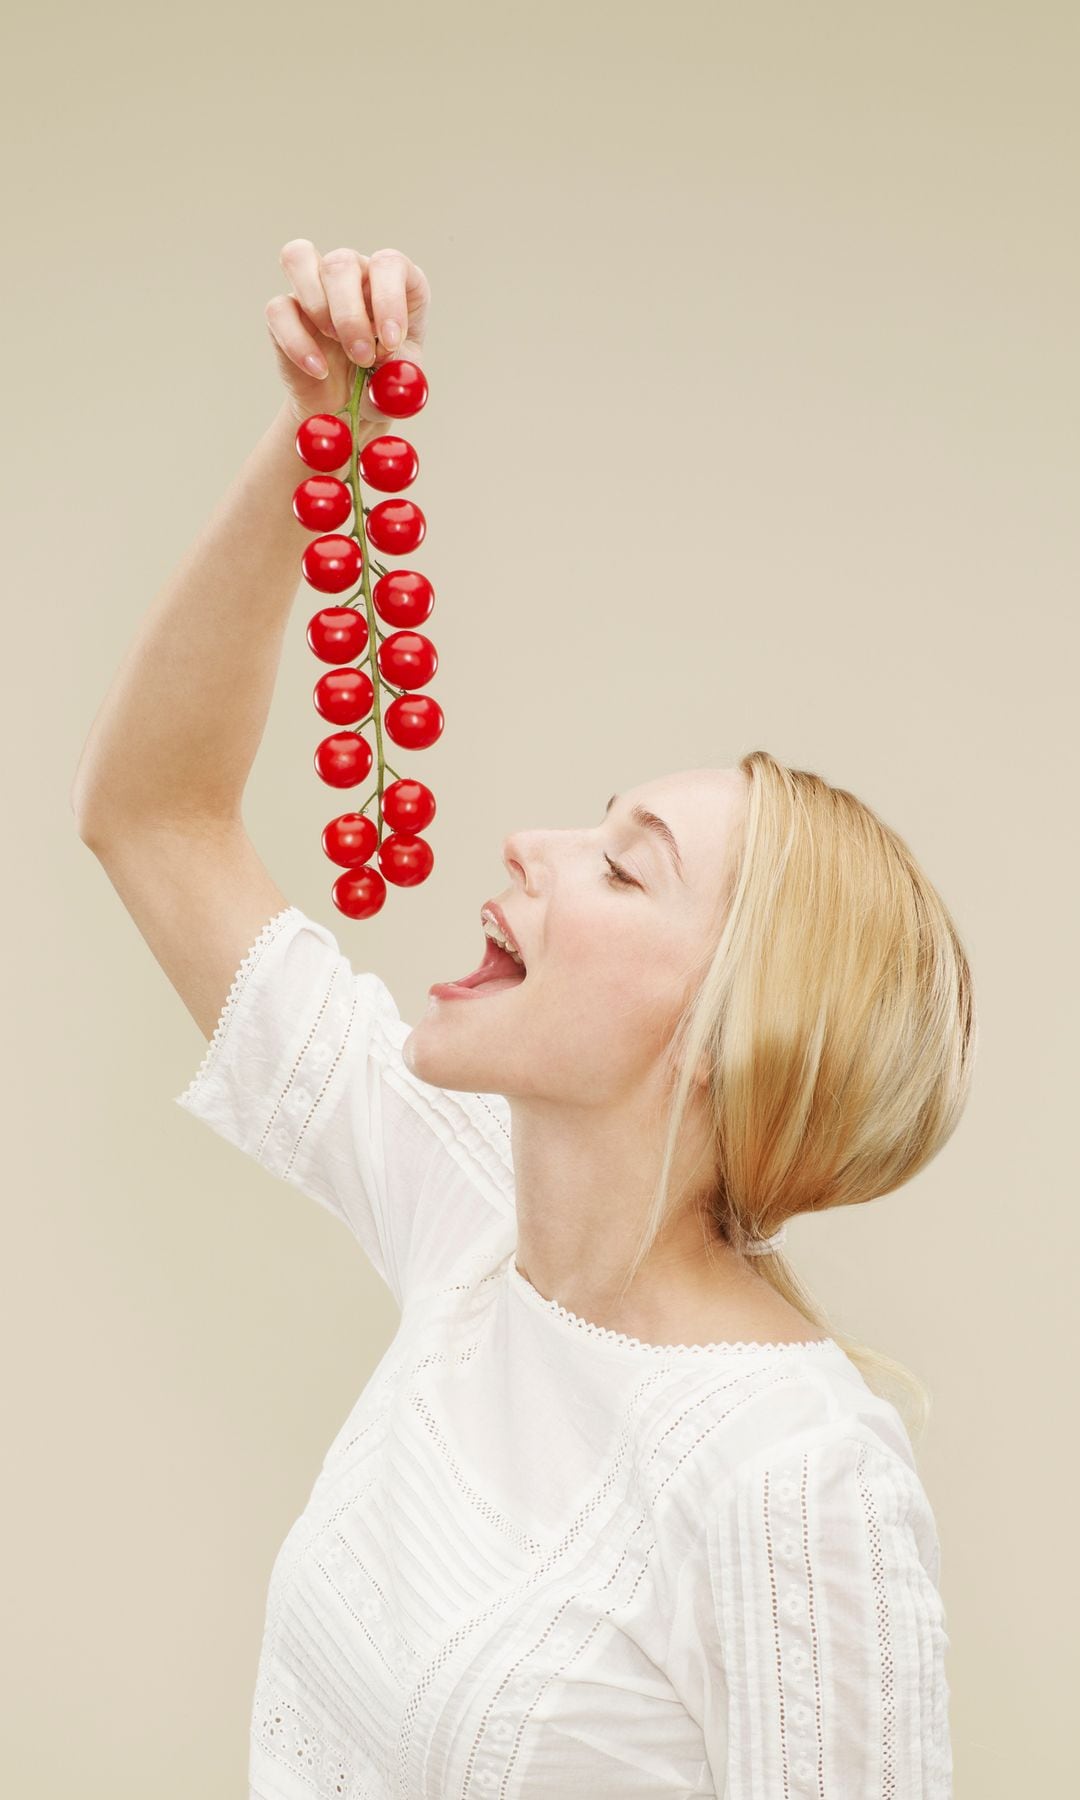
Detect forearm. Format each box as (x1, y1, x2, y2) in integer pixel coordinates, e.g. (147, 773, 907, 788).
(72, 398, 379, 834)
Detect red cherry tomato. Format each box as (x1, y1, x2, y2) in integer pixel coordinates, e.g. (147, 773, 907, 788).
(302, 534, 363, 594)
(377, 630, 438, 691)
(365, 499, 426, 556)
(313, 666, 374, 724)
(358, 435, 418, 492)
(323, 812, 379, 868)
(295, 413, 353, 471)
(314, 731, 373, 787)
(366, 358, 429, 419)
(381, 778, 436, 833)
(293, 475, 353, 531)
(373, 570, 434, 629)
(332, 864, 387, 919)
(377, 832, 434, 887)
(384, 693, 444, 750)
(307, 607, 368, 664)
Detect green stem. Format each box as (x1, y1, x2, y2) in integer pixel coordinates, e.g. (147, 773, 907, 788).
(345, 366, 391, 846)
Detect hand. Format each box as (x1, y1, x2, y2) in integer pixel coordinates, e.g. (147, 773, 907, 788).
(265, 240, 430, 427)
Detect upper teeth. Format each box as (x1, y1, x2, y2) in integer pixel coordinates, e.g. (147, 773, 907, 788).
(482, 909, 525, 965)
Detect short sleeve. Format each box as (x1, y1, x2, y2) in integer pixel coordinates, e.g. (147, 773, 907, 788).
(687, 1426, 953, 1798)
(173, 904, 516, 1307)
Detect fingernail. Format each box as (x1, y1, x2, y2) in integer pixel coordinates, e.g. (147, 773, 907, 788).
(304, 353, 328, 377)
(350, 339, 375, 365)
(382, 320, 400, 348)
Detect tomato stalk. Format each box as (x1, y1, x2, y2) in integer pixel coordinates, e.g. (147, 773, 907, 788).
(344, 362, 393, 846)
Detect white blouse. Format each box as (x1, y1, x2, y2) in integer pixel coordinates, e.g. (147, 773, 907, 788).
(174, 904, 953, 1800)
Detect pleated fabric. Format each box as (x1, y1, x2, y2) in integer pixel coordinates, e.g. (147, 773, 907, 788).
(175, 905, 953, 1799)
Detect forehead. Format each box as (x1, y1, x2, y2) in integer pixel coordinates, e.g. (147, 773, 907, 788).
(629, 766, 743, 820)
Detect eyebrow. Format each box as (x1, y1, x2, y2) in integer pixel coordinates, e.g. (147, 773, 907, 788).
(605, 794, 686, 883)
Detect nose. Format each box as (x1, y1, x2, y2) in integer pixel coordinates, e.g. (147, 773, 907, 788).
(502, 830, 533, 891)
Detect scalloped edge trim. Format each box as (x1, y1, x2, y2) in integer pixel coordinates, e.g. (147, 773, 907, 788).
(507, 1257, 841, 1356)
(173, 905, 303, 1110)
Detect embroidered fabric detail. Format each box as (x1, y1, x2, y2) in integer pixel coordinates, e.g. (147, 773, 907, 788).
(256, 947, 356, 1178)
(704, 1427, 951, 1796)
(508, 1258, 840, 1357)
(173, 904, 301, 1109)
(856, 1440, 898, 1794)
(253, 1680, 386, 1798)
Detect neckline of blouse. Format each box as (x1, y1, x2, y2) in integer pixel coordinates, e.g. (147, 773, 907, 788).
(506, 1255, 842, 1358)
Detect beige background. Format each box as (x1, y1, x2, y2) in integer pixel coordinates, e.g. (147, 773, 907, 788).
(5, 1, 1076, 1792)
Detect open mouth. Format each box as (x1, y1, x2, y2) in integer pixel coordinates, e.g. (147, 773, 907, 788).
(429, 935, 528, 1001)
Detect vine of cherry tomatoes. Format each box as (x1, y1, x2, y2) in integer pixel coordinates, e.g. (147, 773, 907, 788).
(292, 356, 441, 920)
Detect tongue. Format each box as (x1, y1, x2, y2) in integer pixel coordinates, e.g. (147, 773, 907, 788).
(468, 973, 524, 994)
(445, 939, 527, 991)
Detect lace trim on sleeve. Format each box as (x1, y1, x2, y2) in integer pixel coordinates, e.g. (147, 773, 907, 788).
(173, 905, 302, 1109)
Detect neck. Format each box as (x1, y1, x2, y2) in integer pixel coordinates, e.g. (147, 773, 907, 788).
(507, 1083, 755, 1336)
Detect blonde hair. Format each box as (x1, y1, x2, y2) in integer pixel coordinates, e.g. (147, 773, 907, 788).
(619, 749, 978, 1445)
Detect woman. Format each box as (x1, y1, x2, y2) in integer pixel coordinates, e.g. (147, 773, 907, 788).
(72, 242, 970, 1798)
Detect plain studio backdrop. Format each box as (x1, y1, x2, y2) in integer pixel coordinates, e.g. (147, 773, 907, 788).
(4, 1, 1076, 1793)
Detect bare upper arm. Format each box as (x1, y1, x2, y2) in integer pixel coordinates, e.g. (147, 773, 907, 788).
(79, 817, 292, 1040)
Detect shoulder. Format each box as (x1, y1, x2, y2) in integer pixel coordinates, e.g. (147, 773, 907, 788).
(702, 1343, 921, 1481)
(704, 1383, 942, 1586)
(659, 1349, 931, 1548)
(725, 1416, 940, 1559)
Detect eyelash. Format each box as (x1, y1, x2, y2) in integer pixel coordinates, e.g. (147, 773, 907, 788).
(604, 854, 637, 887)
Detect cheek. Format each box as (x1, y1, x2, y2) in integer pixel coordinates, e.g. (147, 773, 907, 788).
(543, 929, 679, 1041)
(538, 905, 694, 1028)
(555, 901, 655, 970)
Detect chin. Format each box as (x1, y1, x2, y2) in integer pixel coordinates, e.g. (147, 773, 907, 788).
(400, 1017, 477, 1091)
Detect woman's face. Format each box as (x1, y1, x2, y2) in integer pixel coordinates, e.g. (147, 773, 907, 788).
(404, 766, 748, 1103)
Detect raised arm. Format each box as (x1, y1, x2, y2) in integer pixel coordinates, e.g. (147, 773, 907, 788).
(71, 242, 430, 1036)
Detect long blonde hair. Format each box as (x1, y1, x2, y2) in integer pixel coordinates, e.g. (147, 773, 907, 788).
(619, 749, 978, 1444)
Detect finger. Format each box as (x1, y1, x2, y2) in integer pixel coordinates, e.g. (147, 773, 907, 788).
(365, 247, 409, 352)
(366, 248, 430, 355)
(278, 238, 341, 342)
(318, 246, 377, 365)
(264, 294, 330, 378)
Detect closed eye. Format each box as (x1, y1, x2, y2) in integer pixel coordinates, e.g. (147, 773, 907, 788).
(604, 854, 638, 888)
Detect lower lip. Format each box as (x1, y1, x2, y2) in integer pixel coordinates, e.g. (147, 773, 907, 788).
(427, 973, 525, 1001)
